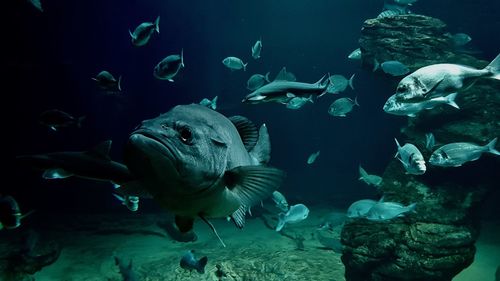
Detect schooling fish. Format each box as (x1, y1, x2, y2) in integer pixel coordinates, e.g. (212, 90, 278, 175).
(129, 16, 160, 47)
(180, 250, 208, 274)
(92, 70, 122, 92)
(394, 53, 500, 100)
(39, 109, 85, 131)
(381, 61, 410, 76)
(346, 199, 377, 218)
(124, 105, 285, 246)
(328, 97, 359, 117)
(199, 96, 218, 110)
(365, 201, 416, 221)
(222, 56, 247, 71)
(153, 49, 184, 82)
(383, 92, 459, 117)
(243, 67, 334, 104)
(286, 95, 313, 110)
(251, 38, 262, 59)
(247, 72, 270, 91)
(328, 74, 355, 93)
(275, 203, 309, 231)
(394, 138, 426, 175)
(429, 138, 500, 167)
(358, 166, 383, 187)
(271, 191, 289, 212)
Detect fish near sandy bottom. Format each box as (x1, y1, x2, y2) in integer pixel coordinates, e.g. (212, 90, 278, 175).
(124, 104, 285, 246)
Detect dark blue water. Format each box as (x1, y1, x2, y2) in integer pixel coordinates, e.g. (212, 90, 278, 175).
(5, 0, 500, 214)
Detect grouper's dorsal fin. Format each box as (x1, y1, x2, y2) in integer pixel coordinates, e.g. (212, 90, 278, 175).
(86, 140, 112, 160)
(228, 116, 258, 151)
(225, 165, 286, 224)
(274, 67, 296, 82)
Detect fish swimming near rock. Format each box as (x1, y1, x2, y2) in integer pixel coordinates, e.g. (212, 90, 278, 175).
(380, 60, 410, 76)
(328, 97, 359, 117)
(286, 96, 313, 110)
(394, 138, 426, 175)
(348, 48, 361, 60)
(0, 195, 32, 230)
(247, 72, 270, 91)
(383, 92, 459, 117)
(180, 250, 208, 274)
(92, 70, 122, 92)
(154, 49, 184, 82)
(271, 191, 289, 212)
(242, 67, 335, 104)
(429, 138, 500, 167)
(365, 201, 416, 221)
(358, 166, 383, 187)
(346, 199, 377, 218)
(129, 16, 160, 47)
(39, 109, 85, 131)
(114, 255, 139, 281)
(275, 203, 309, 231)
(124, 104, 285, 246)
(307, 150, 320, 164)
(394, 53, 500, 100)
(199, 96, 218, 110)
(251, 38, 262, 59)
(222, 56, 247, 71)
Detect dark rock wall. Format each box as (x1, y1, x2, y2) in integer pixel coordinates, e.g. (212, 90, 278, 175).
(341, 14, 500, 281)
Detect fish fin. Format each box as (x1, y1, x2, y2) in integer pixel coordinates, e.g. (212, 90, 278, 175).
(117, 75, 122, 91)
(43, 168, 73, 179)
(112, 193, 125, 203)
(128, 29, 135, 39)
(225, 165, 286, 210)
(228, 116, 259, 151)
(20, 209, 35, 220)
(325, 74, 338, 95)
(353, 96, 360, 106)
(406, 203, 417, 213)
(274, 67, 296, 81)
(199, 216, 226, 247)
(197, 256, 208, 274)
(394, 138, 401, 158)
(210, 96, 218, 110)
(423, 77, 444, 97)
(348, 73, 355, 90)
(230, 206, 246, 229)
(249, 124, 271, 164)
(86, 140, 112, 160)
(445, 92, 460, 109)
(154, 16, 160, 33)
(264, 71, 271, 82)
(180, 48, 184, 68)
(485, 53, 500, 80)
(243, 62, 247, 71)
(485, 137, 500, 156)
(168, 78, 174, 82)
(275, 213, 286, 231)
(175, 216, 194, 233)
(359, 165, 368, 178)
(372, 58, 380, 72)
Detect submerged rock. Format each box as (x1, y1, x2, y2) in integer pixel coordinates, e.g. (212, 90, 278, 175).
(342, 14, 500, 281)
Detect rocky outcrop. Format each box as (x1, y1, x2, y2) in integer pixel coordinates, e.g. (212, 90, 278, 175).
(341, 14, 500, 281)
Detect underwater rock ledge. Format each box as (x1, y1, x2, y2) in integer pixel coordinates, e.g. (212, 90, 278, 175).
(341, 14, 500, 281)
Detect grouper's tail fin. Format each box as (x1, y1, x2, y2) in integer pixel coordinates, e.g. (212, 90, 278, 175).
(485, 53, 500, 80)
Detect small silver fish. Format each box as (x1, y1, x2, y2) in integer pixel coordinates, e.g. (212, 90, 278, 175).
(328, 74, 355, 93)
(346, 199, 377, 218)
(251, 38, 262, 59)
(365, 201, 416, 221)
(348, 48, 361, 60)
(425, 133, 435, 151)
(275, 203, 309, 231)
(92, 70, 122, 92)
(394, 138, 426, 175)
(358, 166, 382, 187)
(153, 49, 184, 82)
(129, 16, 160, 47)
(286, 95, 313, 110)
(429, 138, 500, 167)
(247, 72, 270, 91)
(383, 92, 459, 117)
(328, 97, 359, 117)
(307, 150, 320, 164)
(271, 191, 289, 212)
(381, 60, 410, 76)
(222, 56, 247, 71)
(199, 96, 218, 110)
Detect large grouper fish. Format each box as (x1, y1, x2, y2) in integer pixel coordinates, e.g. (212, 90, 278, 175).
(124, 104, 285, 246)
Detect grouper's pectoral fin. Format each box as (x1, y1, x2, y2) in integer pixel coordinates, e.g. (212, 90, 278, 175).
(228, 115, 259, 151)
(225, 165, 286, 227)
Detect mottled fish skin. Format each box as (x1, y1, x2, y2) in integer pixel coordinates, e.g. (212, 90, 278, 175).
(153, 50, 184, 81)
(395, 53, 500, 100)
(346, 199, 377, 218)
(365, 201, 416, 221)
(129, 16, 160, 47)
(429, 138, 500, 167)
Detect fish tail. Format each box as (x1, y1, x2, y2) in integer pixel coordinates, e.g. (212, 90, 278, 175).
(353, 96, 360, 106)
(197, 256, 208, 273)
(372, 58, 380, 72)
(406, 203, 417, 213)
(445, 92, 460, 109)
(358, 165, 368, 179)
(243, 62, 248, 71)
(348, 73, 355, 90)
(211, 96, 218, 109)
(485, 53, 500, 80)
(275, 213, 286, 231)
(117, 75, 122, 91)
(485, 137, 500, 156)
(180, 48, 184, 68)
(264, 71, 271, 83)
(128, 29, 135, 39)
(394, 138, 401, 157)
(154, 16, 160, 33)
(322, 73, 336, 95)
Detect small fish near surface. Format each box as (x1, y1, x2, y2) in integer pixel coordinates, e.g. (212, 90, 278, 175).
(307, 150, 320, 164)
(154, 49, 184, 82)
(328, 97, 359, 117)
(247, 72, 270, 91)
(180, 250, 208, 274)
(271, 191, 289, 212)
(348, 48, 362, 60)
(286, 95, 313, 110)
(394, 138, 426, 175)
(380, 60, 410, 76)
(39, 109, 85, 131)
(0, 195, 32, 230)
(242, 67, 335, 104)
(365, 201, 417, 221)
(275, 203, 309, 231)
(328, 74, 355, 94)
(358, 165, 383, 187)
(199, 96, 218, 110)
(114, 255, 139, 281)
(251, 38, 262, 59)
(129, 16, 160, 47)
(346, 199, 377, 218)
(429, 138, 500, 167)
(222, 56, 247, 71)
(383, 92, 459, 117)
(394, 53, 500, 100)
(92, 70, 122, 92)
(124, 104, 286, 247)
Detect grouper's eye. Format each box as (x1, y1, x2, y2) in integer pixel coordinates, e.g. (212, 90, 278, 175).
(397, 85, 407, 93)
(178, 127, 192, 144)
